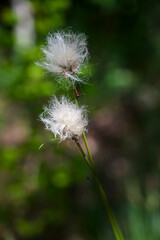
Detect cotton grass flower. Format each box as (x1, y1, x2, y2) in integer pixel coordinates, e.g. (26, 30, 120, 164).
(36, 31, 88, 83)
(40, 96, 88, 141)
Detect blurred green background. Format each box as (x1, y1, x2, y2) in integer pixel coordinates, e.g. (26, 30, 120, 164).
(0, 0, 160, 239)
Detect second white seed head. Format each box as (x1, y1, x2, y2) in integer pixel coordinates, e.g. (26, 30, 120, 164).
(37, 31, 88, 82)
(40, 96, 88, 141)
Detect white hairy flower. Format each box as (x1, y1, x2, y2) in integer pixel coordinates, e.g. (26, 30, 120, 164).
(36, 31, 88, 82)
(40, 96, 88, 141)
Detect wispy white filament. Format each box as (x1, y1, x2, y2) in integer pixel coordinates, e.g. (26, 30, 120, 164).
(40, 96, 88, 141)
(36, 31, 88, 82)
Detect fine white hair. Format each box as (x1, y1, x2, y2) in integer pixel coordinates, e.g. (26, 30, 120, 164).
(40, 96, 88, 141)
(36, 31, 88, 82)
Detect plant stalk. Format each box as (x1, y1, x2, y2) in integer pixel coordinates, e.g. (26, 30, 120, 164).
(75, 140, 124, 240)
(72, 79, 124, 240)
(71, 80, 94, 167)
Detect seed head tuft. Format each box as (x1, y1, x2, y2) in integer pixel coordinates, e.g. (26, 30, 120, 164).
(36, 31, 88, 82)
(40, 96, 88, 141)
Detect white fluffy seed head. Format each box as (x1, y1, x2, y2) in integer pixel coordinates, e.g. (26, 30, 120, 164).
(36, 31, 88, 82)
(40, 96, 88, 141)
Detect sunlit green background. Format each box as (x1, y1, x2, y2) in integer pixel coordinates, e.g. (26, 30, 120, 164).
(0, 0, 160, 239)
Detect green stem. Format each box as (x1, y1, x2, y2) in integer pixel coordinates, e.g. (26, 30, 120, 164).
(82, 131, 94, 167)
(92, 171, 124, 240)
(74, 138, 92, 171)
(71, 80, 94, 167)
(75, 140, 124, 240)
(72, 79, 124, 240)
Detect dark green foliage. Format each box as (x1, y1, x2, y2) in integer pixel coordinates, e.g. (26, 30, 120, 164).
(0, 0, 160, 239)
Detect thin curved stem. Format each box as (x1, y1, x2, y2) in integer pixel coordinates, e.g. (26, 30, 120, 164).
(72, 79, 124, 240)
(75, 140, 124, 240)
(74, 138, 92, 172)
(71, 80, 94, 167)
(92, 171, 124, 240)
(82, 131, 94, 167)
